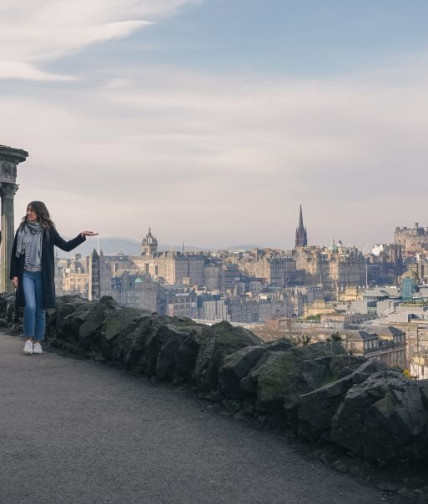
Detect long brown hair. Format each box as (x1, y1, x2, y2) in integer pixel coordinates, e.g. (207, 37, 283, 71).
(19, 201, 55, 230)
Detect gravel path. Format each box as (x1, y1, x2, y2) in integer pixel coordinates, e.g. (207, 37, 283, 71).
(0, 333, 394, 504)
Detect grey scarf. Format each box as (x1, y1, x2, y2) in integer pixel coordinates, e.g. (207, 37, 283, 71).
(15, 221, 43, 268)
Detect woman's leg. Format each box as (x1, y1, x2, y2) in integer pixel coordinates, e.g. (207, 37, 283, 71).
(22, 272, 36, 354)
(22, 272, 36, 339)
(33, 271, 46, 342)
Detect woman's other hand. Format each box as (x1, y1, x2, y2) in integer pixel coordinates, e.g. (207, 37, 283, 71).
(80, 231, 99, 237)
(12, 277, 18, 289)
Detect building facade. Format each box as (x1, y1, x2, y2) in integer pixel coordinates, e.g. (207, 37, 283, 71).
(394, 223, 428, 257)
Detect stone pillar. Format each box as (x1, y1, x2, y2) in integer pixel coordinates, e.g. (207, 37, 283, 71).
(0, 183, 19, 292)
(0, 145, 28, 293)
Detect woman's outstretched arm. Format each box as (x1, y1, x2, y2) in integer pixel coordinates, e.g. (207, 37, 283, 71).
(53, 229, 98, 252)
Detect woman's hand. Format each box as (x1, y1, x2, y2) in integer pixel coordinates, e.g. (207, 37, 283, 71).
(12, 277, 18, 289)
(80, 231, 99, 237)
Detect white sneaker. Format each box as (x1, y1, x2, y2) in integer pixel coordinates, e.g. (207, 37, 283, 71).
(23, 340, 33, 355)
(33, 342, 43, 354)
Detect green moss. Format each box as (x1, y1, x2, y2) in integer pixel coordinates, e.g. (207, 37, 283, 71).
(375, 392, 395, 415)
(256, 345, 337, 403)
(319, 373, 340, 387)
(257, 353, 300, 402)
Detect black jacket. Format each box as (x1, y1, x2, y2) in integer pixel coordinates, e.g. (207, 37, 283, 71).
(10, 228, 86, 308)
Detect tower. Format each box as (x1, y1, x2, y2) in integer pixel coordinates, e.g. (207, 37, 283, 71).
(142, 228, 158, 256)
(294, 204, 308, 248)
(88, 248, 101, 301)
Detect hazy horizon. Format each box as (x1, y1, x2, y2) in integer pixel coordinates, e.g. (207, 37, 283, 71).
(56, 227, 411, 258)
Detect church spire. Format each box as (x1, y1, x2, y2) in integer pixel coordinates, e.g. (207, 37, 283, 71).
(295, 204, 308, 248)
(298, 204, 304, 228)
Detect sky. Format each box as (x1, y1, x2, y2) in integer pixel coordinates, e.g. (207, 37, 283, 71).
(1, 0, 428, 251)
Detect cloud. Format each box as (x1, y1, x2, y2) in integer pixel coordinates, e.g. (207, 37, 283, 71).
(0, 0, 199, 81)
(0, 62, 76, 81)
(104, 78, 134, 89)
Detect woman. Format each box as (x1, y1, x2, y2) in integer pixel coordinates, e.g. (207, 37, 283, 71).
(10, 201, 98, 355)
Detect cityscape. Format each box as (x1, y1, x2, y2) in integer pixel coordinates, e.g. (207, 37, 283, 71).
(54, 205, 428, 380)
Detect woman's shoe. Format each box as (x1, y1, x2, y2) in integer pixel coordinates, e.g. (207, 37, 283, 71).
(23, 340, 33, 354)
(33, 342, 43, 354)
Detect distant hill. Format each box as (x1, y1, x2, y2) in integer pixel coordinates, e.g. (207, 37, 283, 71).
(57, 237, 141, 258)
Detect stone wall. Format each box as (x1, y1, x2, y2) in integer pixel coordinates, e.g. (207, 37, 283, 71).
(1, 293, 428, 465)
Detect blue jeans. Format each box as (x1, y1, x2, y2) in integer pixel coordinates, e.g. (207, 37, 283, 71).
(23, 271, 46, 341)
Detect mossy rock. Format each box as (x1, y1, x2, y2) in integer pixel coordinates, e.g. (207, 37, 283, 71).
(256, 344, 337, 413)
(195, 321, 262, 392)
(114, 314, 206, 378)
(331, 371, 428, 462)
(297, 358, 381, 443)
(46, 296, 92, 347)
(156, 319, 207, 380)
(219, 345, 268, 400)
(100, 306, 145, 357)
(211, 321, 262, 352)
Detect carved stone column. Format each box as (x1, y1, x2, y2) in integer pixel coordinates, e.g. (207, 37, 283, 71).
(0, 145, 28, 293)
(0, 183, 19, 292)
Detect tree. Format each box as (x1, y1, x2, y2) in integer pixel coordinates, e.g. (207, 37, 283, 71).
(331, 331, 342, 342)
